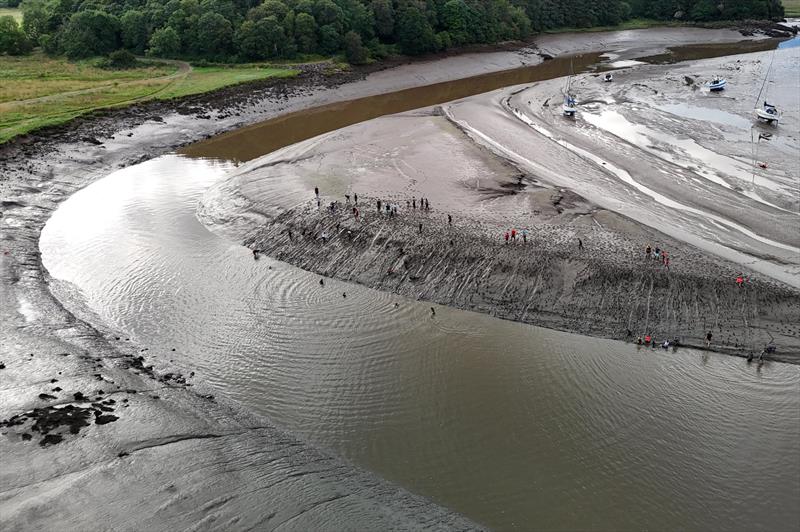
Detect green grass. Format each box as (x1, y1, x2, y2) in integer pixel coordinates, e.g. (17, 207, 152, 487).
(0, 52, 298, 143)
(157, 66, 297, 98)
(0, 7, 22, 22)
(783, 0, 800, 17)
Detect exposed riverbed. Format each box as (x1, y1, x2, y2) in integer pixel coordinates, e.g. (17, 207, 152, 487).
(1, 25, 798, 531)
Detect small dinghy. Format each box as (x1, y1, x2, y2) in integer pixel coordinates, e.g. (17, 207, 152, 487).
(754, 101, 780, 124)
(603, 73, 613, 82)
(705, 77, 727, 91)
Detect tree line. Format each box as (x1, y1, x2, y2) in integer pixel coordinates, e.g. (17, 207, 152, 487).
(0, 0, 786, 60)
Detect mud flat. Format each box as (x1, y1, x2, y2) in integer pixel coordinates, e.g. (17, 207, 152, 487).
(205, 45, 800, 362)
(0, 26, 790, 530)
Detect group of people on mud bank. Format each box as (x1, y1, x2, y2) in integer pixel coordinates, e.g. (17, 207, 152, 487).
(314, 186, 451, 234)
(644, 244, 671, 270)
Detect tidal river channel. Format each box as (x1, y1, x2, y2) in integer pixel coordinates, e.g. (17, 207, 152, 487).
(40, 44, 800, 531)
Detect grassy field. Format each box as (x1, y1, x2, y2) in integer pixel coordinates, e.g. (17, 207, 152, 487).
(0, 7, 22, 22)
(784, 0, 800, 17)
(0, 52, 298, 143)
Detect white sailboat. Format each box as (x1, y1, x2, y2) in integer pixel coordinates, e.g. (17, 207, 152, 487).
(754, 50, 781, 125)
(755, 102, 781, 124)
(563, 59, 578, 117)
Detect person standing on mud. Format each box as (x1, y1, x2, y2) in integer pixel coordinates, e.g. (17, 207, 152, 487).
(448, 214, 452, 226)
(315, 186, 319, 199)
(646, 244, 651, 259)
(345, 194, 351, 204)
(578, 238, 583, 250)
(705, 331, 713, 348)
(511, 229, 517, 242)
(419, 222, 423, 234)
(412, 197, 416, 210)
(377, 199, 382, 213)
(504, 231, 509, 243)
(354, 192, 358, 205)
(522, 229, 527, 244)
(426, 198, 430, 210)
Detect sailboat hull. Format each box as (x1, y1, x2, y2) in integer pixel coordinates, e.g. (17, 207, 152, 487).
(755, 108, 780, 124)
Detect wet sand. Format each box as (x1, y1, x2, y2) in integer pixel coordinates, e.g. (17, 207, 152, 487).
(0, 26, 792, 530)
(206, 45, 800, 362)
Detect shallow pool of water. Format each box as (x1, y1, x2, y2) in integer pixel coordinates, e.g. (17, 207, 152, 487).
(41, 154, 800, 531)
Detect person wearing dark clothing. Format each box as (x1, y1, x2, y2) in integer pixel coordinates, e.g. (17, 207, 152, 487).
(314, 186, 319, 198)
(377, 200, 382, 213)
(578, 238, 583, 250)
(354, 193, 358, 204)
(419, 222, 423, 234)
(448, 214, 452, 226)
(705, 331, 713, 347)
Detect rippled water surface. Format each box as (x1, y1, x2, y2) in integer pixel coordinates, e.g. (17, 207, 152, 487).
(41, 155, 800, 530)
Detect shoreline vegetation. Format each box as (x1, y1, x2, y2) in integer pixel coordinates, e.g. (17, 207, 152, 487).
(0, 0, 794, 143)
(0, 51, 299, 142)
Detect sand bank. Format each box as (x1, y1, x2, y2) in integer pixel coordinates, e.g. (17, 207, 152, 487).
(204, 46, 800, 362)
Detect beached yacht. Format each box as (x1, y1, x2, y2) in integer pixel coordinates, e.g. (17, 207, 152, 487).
(563, 94, 577, 117)
(706, 77, 727, 91)
(754, 101, 781, 124)
(753, 51, 780, 125)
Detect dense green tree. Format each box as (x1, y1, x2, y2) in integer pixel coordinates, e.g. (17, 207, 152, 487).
(20, 0, 49, 41)
(370, 0, 393, 38)
(247, 0, 289, 21)
(0, 16, 32, 55)
(318, 22, 341, 53)
(313, 0, 344, 28)
(396, 6, 437, 55)
(343, 29, 367, 63)
(440, 0, 470, 45)
(120, 10, 149, 52)
(195, 11, 233, 56)
(147, 25, 180, 56)
(10, 0, 779, 63)
(236, 16, 286, 58)
(293, 11, 317, 53)
(60, 10, 120, 58)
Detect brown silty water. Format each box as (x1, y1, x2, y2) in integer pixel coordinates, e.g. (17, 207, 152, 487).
(182, 38, 786, 163)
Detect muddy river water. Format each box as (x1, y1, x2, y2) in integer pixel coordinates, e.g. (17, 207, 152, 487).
(40, 42, 800, 530)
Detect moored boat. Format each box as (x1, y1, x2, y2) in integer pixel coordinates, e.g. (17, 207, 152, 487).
(754, 101, 780, 124)
(706, 77, 727, 91)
